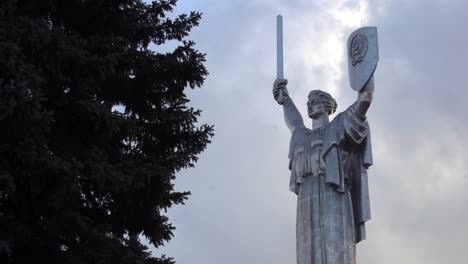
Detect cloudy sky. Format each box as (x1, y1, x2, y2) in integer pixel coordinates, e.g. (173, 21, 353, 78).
(149, 0, 468, 263)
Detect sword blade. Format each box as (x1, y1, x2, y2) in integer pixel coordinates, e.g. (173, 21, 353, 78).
(277, 15, 283, 79)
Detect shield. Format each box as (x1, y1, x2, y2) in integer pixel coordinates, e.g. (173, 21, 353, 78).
(347, 27, 379, 91)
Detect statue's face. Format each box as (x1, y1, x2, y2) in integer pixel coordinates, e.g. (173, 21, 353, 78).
(307, 97, 327, 119)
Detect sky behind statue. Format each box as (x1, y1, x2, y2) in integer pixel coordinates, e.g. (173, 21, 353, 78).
(149, 1, 468, 263)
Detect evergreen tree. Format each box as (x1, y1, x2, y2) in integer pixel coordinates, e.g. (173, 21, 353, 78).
(0, 0, 213, 263)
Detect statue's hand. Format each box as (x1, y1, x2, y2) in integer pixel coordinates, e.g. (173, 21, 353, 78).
(358, 76, 374, 105)
(273, 79, 289, 104)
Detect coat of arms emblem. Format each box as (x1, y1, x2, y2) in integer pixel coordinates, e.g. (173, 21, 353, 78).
(350, 34, 368, 66)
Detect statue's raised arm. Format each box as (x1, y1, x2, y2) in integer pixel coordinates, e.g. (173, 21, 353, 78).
(272, 79, 305, 132)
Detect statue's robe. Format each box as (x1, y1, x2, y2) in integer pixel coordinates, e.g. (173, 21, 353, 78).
(288, 105, 372, 264)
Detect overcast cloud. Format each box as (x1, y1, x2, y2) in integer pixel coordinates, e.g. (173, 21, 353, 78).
(149, 1, 468, 263)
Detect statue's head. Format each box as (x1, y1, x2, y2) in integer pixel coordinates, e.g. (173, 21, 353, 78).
(307, 90, 338, 119)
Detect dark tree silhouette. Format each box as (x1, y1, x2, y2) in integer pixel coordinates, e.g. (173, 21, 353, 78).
(0, 1, 213, 263)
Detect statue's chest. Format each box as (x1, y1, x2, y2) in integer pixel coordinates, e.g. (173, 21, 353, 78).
(293, 129, 325, 178)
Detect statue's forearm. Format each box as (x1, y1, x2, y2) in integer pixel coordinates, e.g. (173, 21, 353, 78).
(353, 76, 374, 117)
(283, 96, 304, 132)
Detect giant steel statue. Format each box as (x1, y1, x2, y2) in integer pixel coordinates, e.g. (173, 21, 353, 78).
(273, 18, 379, 264)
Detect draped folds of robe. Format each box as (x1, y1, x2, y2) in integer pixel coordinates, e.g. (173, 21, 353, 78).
(288, 105, 372, 264)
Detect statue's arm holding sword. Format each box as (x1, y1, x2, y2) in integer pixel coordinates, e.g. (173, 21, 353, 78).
(272, 15, 304, 133)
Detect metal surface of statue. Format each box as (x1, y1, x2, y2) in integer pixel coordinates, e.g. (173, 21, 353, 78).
(273, 23, 378, 264)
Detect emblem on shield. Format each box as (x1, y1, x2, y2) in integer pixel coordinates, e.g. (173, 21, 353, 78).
(350, 34, 368, 66)
(347, 27, 379, 91)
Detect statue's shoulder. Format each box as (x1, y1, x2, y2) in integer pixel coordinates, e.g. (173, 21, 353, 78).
(329, 107, 357, 130)
(330, 109, 347, 124)
(290, 126, 311, 143)
(292, 126, 311, 135)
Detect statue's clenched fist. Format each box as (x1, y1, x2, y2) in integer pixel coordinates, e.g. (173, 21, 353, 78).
(273, 79, 289, 105)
